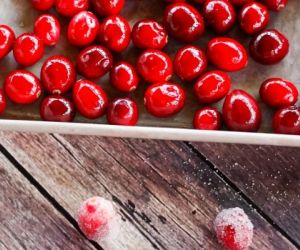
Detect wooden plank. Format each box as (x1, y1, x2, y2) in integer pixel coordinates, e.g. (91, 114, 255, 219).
(0, 132, 297, 250)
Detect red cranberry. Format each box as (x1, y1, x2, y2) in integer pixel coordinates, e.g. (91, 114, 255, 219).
(174, 45, 207, 81)
(107, 98, 139, 126)
(41, 55, 76, 94)
(110, 62, 139, 92)
(13, 33, 44, 66)
(273, 106, 300, 135)
(260, 78, 298, 108)
(144, 82, 186, 117)
(40, 95, 75, 122)
(207, 37, 248, 72)
(67, 11, 100, 47)
(132, 19, 168, 50)
(72, 79, 108, 119)
(193, 107, 222, 130)
(98, 15, 131, 53)
(194, 70, 231, 104)
(229, 0, 254, 6)
(0, 25, 15, 60)
(223, 89, 261, 131)
(77, 45, 113, 79)
(91, 0, 125, 16)
(4, 70, 42, 104)
(249, 29, 289, 65)
(202, 0, 236, 34)
(0, 89, 6, 114)
(164, 3, 205, 43)
(263, 0, 288, 11)
(55, 0, 89, 17)
(31, 0, 54, 11)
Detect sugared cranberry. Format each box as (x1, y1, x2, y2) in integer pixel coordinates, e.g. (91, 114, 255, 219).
(229, 0, 254, 6)
(132, 19, 168, 50)
(223, 89, 261, 132)
(55, 0, 89, 17)
(0, 89, 6, 114)
(174, 45, 207, 81)
(40, 95, 75, 122)
(273, 106, 300, 135)
(77, 45, 113, 79)
(193, 107, 222, 130)
(4, 70, 42, 104)
(72, 79, 108, 119)
(144, 82, 186, 117)
(164, 3, 205, 43)
(31, 0, 54, 11)
(249, 29, 289, 65)
(110, 62, 139, 92)
(207, 37, 248, 72)
(263, 0, 288, 11)
(13, 33, 44, 66)
(194, 70, 231, 104)
(0, 25, 15, 60)
(91, 0, 125, 16)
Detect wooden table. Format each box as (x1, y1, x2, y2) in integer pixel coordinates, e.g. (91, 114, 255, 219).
(0, 132, 299, 250)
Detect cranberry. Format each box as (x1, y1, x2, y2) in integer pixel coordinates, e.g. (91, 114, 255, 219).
(72, 79, 108, 119)
(223, 89, 261, 132)
(194, 70, 231, 104)
(193, 107, 222, 130)
(207, 37, 248, 72)
(144, 82, 186, 117)
(273, 106, 300, 135)
(0, 89, 6, 114)
(164, 3, 205, 43)
(107, 98, 139, 126)
(55, 0, 89, 17)
(0, 25, 15, 60)
(40, 95, 75, 122)
(229, 0, 254, 6)
(41, 55, 76, 94)
(77, 45, 113, 79)
(174, 45, 207, 81)
(34, 14, 61, 46)
(110, 62, 139, 92)
(137, 49, 173, 83)
(67, 11, 100, 47)
(132, 19, 168, 50)
(263, 0, 288, 11)
(260, 78, 298, 108)
(249, 29, 289, 65)
(4, 70, 42, 104)
(98, 15, 131, 53)
(202, 0, 236, 34)
(91, 0, 125, 16)
(13, 33, 44, 67)
(31, 0, 54, 11)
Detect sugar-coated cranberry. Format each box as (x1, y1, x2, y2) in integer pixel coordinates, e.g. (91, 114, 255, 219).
(31, 0, 54, 11)
(110, 62, 139, 92)
(263, 0, 288, 11)
(144, 82, 186, 117)
(164, 3, 205, 43)
(0, 25, 15, 60)
(249, 29, 289, 65)
(77, 45, 113, 79)
(194, 70, 231, 104)
(73, 79, 108, 119)
(229, 0, 254, 6)
(91, 0, 125, 16)
(0, 89, 6, 114)
(174, 45, 207, 81)
(273, 106, 300, 135)
(13, 33, 44, 67)
(4, 70, 42, 104)
(193, 107, 222, 130)
(223, 89, 261, 132)
(207, 37, 248, 72)
(98, 15, 131, 53)
(132, 19, 168, 50)
(55, 0, 89, 17)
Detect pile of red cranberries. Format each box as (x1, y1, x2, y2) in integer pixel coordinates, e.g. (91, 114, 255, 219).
(0, 0, 297, 134)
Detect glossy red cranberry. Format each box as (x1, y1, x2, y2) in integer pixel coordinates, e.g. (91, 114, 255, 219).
(260, 78, 298, 108)
(0, 89, 6, 114)
(207, 37, 248, 72)
(13, 33, 44, 66)
(91, 0, 125, 16)
(132, 19, 168, 50)
(32, 0, 54, 11)
(98, 15, 131, 53)
(41, 56, 76, 94)
(107, 98, 139, 126)
(67, 11, 100, 47)
(4, 70, 42, 104)
(202, 0, 236, 34)
(174, 45, 207, 81)
(55, 0, 89, 17)
(223, 89, 261, 131)
(193, 107, 222, 130)
(73, 79, 108, 119)
(0, 25, 15, 60)
(144, 82, 186, 117)
(249, 29, 289, 65)
(229, 0, 254, 6)
(137, 49, 173, 83)
(263, 0, 288, 11)
(194, 70, 231, 104)
(239, 2, 270, 35)
(110, 62, 139, 92)
(34, 14, 61, 46)
(273, 106, 300, 134)
(77, 45, 113, 79)
(40, 95, 75, 122)
(164, 3, 205, 43)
